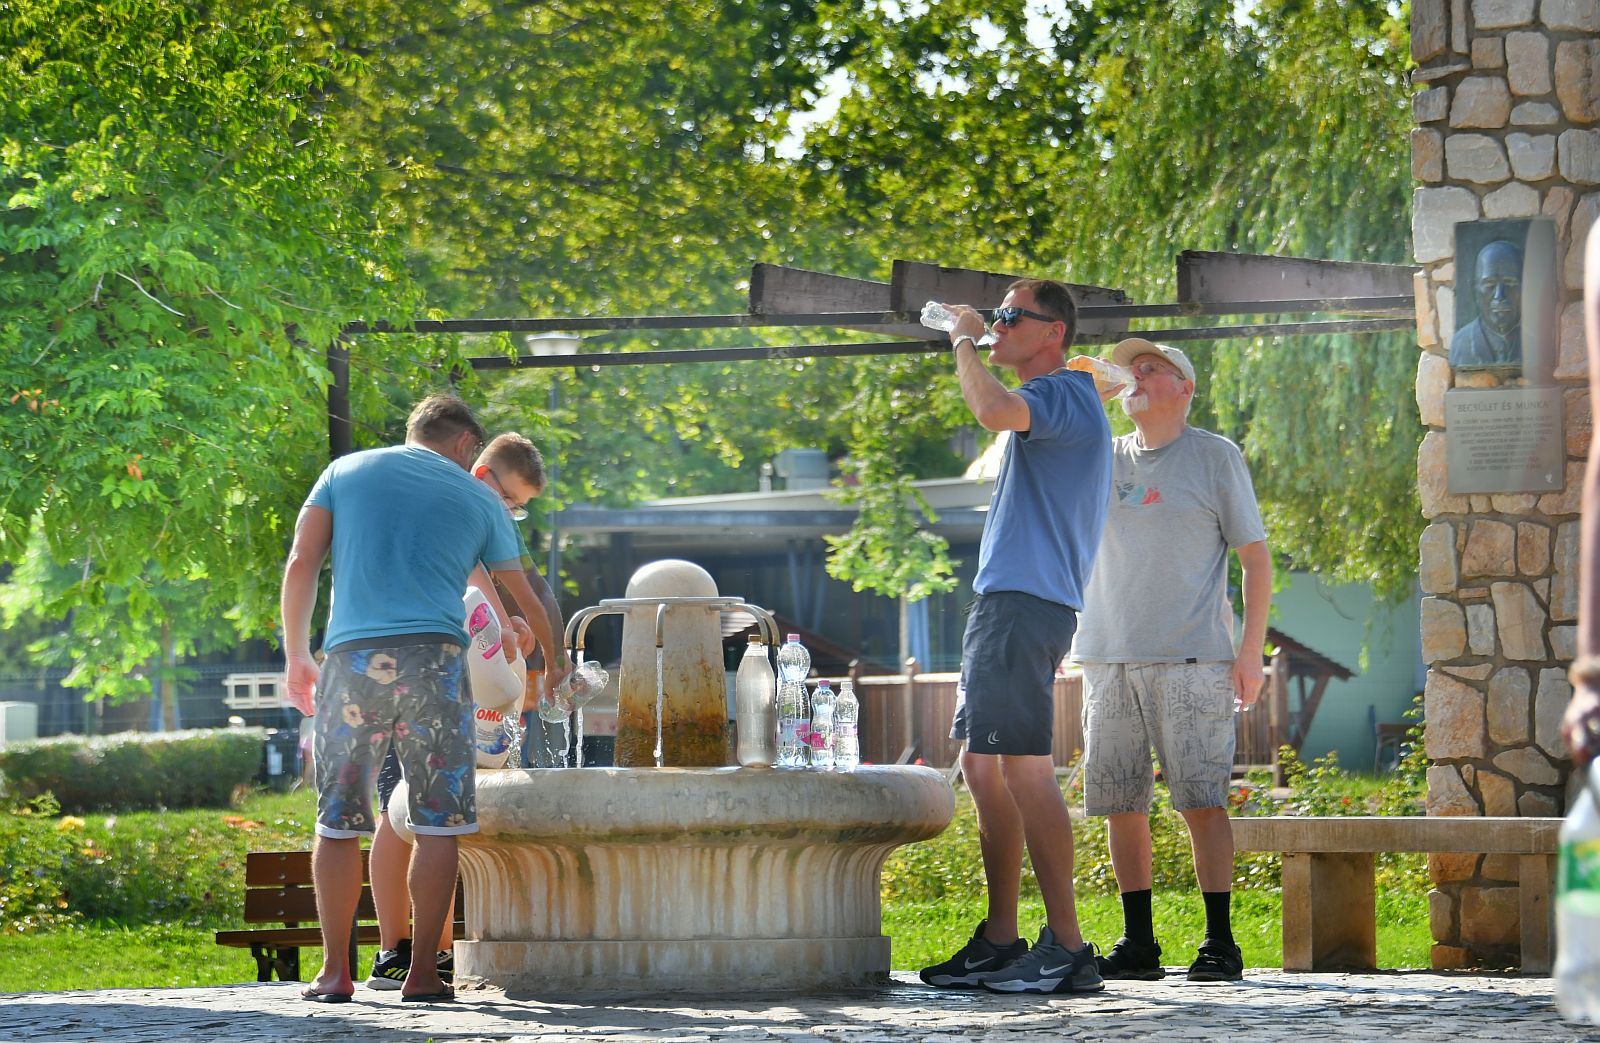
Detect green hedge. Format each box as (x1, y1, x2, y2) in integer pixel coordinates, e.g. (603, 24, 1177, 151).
(0, 729, 266, 813)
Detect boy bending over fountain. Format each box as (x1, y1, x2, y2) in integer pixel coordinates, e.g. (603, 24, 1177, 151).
(280, 395, 563, 1004)
(918, 280, 1113, 995)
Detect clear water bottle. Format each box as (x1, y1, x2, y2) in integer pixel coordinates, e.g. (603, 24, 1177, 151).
(1558, 759, 1600, 1023)
(734, 635, 777, 768)
(536, 660, 609, 723)
(776, 633, 811, 683)
(809, 680, 836, 770)
(920, 300, 957, 332)
(833, 678, 859, 771)
(776, 680, 808, 766)
(1064, 355, 1136, 396)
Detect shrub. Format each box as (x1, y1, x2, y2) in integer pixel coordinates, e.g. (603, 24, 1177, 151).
(0, 793, 82, 934)
(0, 729, 265, 813)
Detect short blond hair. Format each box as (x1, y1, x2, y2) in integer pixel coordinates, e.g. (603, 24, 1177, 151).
(481, 432, 545, 489)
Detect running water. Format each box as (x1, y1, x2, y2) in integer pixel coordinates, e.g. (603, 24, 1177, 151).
(504, 714, 525, 767)
(654, 646, 666, 767)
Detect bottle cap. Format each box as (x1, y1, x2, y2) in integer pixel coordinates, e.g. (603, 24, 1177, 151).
(747, 634, 763, 644)
(786, 633, 800, 641)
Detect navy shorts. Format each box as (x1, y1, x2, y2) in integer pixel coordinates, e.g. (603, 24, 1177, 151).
(950, 591, 1077, 757)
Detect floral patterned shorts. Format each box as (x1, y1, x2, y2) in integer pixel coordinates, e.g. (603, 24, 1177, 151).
(313, 640, 477, 838)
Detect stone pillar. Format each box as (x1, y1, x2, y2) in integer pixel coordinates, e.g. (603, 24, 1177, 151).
(1412, 0, 1594, 970)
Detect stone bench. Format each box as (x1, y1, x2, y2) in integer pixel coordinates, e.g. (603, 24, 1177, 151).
(1231, 816, 1561, 973)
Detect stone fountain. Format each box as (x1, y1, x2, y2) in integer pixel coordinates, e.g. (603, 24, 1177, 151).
(452, 560, 953, 993)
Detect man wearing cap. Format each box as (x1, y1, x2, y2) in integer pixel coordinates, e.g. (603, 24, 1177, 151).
(1070, 338, 1272, 984)
(916, 279, 1113, 996)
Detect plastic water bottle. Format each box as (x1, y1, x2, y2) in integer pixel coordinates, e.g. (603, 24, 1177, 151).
(1064, 355, 1136, 397)
(734, 635, 777, 768)
(537, 660, 609, 723)
(1557, 759, 1600, 1023)
(920, 300, 957, 332)
(833, 678, 859, 771)
(809, 680, 836, 770)
(776, 681, 808, 766)
(776, 633, 811, 683)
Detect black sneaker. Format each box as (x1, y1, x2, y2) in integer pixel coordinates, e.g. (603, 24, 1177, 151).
(365, 937, 412, 991)
(1187, 939, 1244, 982)
(919, 919, 1029, 989)
(436, 948, 454, 986)
(980, 926, 1104, 995)
(1095, 935, 1165, 980)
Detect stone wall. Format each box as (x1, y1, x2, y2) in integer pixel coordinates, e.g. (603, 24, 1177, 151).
(1411, 0, 1595, 968)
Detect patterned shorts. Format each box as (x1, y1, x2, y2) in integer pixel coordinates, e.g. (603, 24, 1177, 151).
(314, 641, 477, 839)
(1081, 661, 1236, 815)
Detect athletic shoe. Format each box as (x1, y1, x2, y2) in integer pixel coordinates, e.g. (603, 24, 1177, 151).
(365, 937, 412, 991)
(981, 926, 1104, 994)
(918, 919, 1029, 989)
(436, 948, 454, 986)
(1095, 935, 1165, 981)
(1187, 939, 1244, 982)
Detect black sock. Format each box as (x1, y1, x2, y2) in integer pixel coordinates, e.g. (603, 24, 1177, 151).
(1202, 890, 1234, 945)
(1120, 889, 1155, 944)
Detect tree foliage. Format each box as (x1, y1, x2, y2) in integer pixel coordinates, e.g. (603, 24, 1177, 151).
(0, 0, 427, 697)
(0, 0, 1420, 698)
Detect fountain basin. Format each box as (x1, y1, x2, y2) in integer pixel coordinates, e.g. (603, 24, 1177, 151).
(455, 764, 954, 993)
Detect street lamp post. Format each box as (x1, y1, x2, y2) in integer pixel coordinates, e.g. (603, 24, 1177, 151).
(523, 333, 581, 586)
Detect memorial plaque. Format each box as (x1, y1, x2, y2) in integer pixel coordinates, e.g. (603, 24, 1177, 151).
(1444, 387, 1564, 494)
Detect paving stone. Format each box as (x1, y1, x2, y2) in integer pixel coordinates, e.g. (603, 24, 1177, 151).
(0, 973, 1575, 1042)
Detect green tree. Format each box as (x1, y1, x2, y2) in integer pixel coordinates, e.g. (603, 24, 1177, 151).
(802, 0, 1419, 596)
(0, 0, 428, 699)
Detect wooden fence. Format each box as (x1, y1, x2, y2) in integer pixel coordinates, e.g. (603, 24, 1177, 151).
(837, 655, 1289, 774)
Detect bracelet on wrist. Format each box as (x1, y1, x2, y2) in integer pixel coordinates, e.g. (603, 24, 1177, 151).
(952, 334, 975, 352)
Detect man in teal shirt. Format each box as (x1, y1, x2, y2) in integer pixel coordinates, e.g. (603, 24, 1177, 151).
(280, 393, 560, 1003)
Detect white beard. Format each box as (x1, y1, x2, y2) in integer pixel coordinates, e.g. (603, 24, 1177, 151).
(1120, 393, 1148, 417)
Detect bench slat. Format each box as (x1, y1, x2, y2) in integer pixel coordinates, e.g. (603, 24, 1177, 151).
(243, 850, 372, 886)
(1231, 816, 1560, 854)
(216, 921, 465, 949)
(242, 886, 377, 924)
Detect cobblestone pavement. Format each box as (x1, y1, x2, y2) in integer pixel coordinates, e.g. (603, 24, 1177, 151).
(2, 971, 1596, 1043)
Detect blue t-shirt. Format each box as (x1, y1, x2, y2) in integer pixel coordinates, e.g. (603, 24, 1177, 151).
(305, 444, 524, 649)
(972, 370, 1112, 611)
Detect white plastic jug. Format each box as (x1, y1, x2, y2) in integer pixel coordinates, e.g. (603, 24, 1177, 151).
(463, 585, 527, 714)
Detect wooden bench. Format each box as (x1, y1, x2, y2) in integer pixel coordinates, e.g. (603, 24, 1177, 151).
(1232, 816, 1561, 973)
(215, 850, 464, 982)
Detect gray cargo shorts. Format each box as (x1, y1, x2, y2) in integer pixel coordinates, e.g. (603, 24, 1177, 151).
(1081, 660, 1236, 815)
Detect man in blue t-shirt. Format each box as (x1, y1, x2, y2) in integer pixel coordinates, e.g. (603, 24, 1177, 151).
(280, 393, 561, 1004)
(918, 279, 1113, 996)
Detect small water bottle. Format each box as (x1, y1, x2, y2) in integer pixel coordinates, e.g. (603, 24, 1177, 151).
(920, 300, 957, 332)
(833, 678, 859, 771)
(776, 680, 809, 766)
(809, 680, 836, 770)
(734, 636, 778, 768)
(776, 633, 811, 683)
(1557, 759, 1600, 1023)
(1064, 355, 1136, 397)
(537, 660, 609, 723)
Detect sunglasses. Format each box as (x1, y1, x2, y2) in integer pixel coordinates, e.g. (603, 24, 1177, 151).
(991, 306, 1057, 327)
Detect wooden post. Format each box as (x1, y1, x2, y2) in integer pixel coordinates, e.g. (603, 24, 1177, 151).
(1281, 851, 1377, 971)
(900, 657, 919, 765)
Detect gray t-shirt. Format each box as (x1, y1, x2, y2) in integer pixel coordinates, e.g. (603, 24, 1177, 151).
(1071, 426, 1266, 663)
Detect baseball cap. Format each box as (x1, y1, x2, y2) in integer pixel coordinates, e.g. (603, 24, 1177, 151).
(1110, 337, 1196, 383)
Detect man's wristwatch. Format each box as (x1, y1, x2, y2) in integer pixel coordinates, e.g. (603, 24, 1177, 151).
(952, 334, 976, 352)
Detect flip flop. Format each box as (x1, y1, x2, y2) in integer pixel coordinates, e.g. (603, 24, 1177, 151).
(401, 987, 456, 1003)
(300, 987, 353, 1004)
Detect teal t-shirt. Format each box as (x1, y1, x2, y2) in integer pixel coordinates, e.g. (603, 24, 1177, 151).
(305, 444, 524, 649)
(972, 369, 1112, 611)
